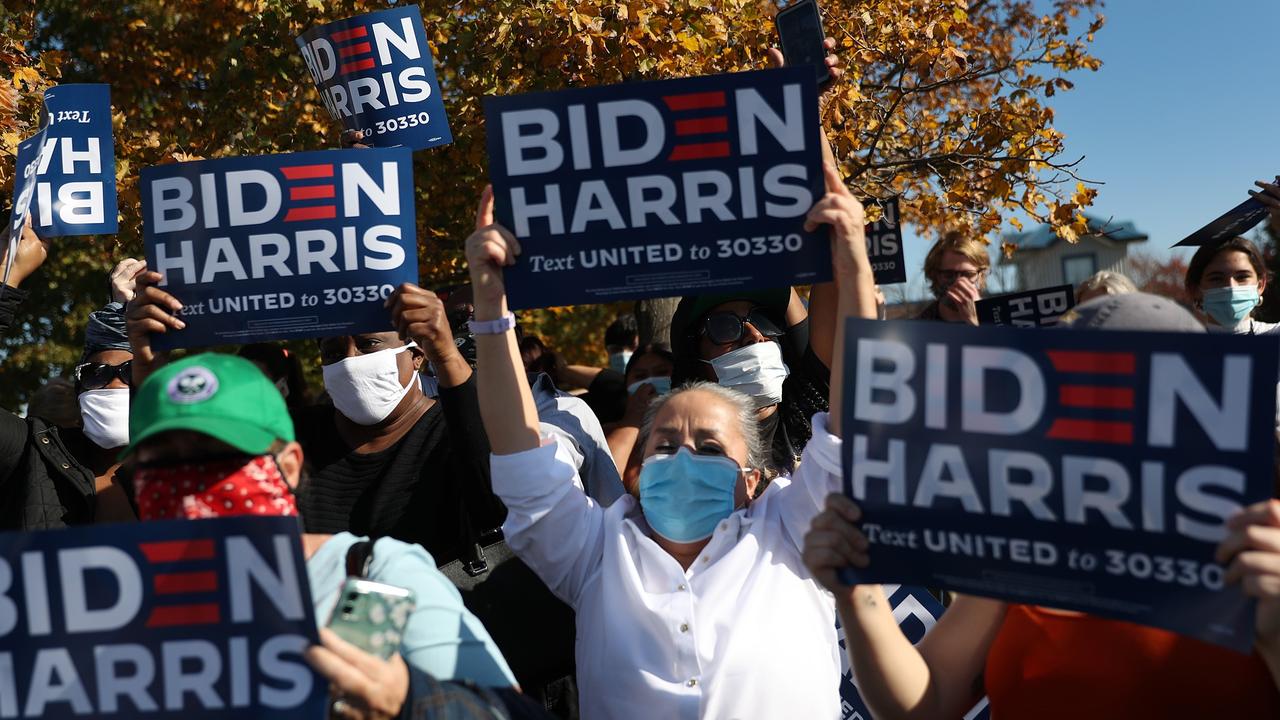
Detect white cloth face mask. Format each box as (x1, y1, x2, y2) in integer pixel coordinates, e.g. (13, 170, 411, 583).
(706, 340, 789, 409)
(78, 388, 131, 449)
(322, 342, 419, 426)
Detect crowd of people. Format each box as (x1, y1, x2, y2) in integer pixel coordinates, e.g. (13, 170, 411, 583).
(5, 32, 1280, 720)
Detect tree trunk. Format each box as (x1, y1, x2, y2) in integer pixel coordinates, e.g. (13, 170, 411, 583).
(635, 297, 681, 348)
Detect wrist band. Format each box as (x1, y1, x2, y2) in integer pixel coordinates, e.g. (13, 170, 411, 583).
(468, 312, 516, 335)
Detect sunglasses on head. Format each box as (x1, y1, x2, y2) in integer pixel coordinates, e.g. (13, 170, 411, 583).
(74, 360, 132, 391)
(698, 308, 783, 346)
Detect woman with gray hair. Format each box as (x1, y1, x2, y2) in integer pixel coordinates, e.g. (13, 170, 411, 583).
(465, 156, 878, 718)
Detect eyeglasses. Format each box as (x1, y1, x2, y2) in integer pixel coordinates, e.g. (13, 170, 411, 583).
(936, 269, 983, 283)
(699, 309, 783, 346)
(74, 360, 132, 390)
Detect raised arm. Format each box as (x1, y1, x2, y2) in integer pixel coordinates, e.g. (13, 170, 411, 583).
(123, 267, 183, 389)
(466, 187, 608, 604)
(466, 186, 539, 455)
(1, 216, 49, 293)
(810, 161, 878, 438)
(804, 495, 1004, 720)
(774, 162, 878, 541)
(0, 218, 48, 483)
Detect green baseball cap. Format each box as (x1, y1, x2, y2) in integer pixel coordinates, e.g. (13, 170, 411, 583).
(121, 353, 295, 459)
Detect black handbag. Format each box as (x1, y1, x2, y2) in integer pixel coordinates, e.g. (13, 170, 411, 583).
(438, 521, 580, 720)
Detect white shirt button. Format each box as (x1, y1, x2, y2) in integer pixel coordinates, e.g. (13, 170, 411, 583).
(680, 623, 690, 633)
(686, 678, 699, 687)
(677, 583, 687, 591)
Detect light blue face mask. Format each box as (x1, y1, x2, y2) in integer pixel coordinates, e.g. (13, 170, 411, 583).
(627, 376, 672, 396)
(1202, 285, 1260, 328)
(609, 351, 633, 374)
(638, 447, 745, 543)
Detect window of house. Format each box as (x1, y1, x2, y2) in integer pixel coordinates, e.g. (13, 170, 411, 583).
(1062, 254, 1097, 287)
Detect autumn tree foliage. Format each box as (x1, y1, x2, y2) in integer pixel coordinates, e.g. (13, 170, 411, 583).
(1127, 252, 1191, 308)
(0, 0, 1103, 409)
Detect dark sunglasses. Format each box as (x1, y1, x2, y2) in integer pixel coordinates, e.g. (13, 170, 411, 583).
(74, 360, 133, 390)
(699, 309, 783, 346)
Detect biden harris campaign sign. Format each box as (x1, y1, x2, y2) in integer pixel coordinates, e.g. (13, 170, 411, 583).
(838, 319, 1279, 651)
(6, 84, 116, 245)
(865, 197, 905, 286)
(30, 84, 118, 236)
(298, 5, 452, 151)
(141, 147, 417, 349)
(0, 516, 325, 719)
(484, 66, 826, 310)
(976, 285, 1075, 327)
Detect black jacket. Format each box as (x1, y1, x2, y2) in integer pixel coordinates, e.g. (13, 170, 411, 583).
(0, 285, 96, 529)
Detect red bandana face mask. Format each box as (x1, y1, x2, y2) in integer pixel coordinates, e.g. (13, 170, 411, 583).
(133, 454, 299, 521)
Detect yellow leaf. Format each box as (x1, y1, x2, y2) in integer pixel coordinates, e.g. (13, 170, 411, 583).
(12, 67, 41, 91)
(678, 33, 699, 53)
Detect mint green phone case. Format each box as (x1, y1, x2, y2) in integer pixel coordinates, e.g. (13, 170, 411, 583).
(327, 577, 416, 660)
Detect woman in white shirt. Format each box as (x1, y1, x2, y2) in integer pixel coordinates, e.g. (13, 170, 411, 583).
(461, 160, 877, 719)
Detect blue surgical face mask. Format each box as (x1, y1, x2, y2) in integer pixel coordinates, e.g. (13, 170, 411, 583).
(638, 447, 745, 543)
(1202, 285, 1259, 328)
(609, 350, 633, 374)
(627, 376, 672, 396)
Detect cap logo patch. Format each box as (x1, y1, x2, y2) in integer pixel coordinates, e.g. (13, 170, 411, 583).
(167, 367, 219, 404)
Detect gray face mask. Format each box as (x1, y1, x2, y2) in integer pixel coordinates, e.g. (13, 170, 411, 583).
(705, 341, 789, 409)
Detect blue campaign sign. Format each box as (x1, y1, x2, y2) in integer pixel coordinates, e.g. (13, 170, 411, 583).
(0, 516, 326, 719)
(141, 147, 418, 350)
(2, 129, 48, 286)
(866, 198, 906, 286)
(297, 5, 453, 151)
(4, 127, 48, 249)
(30, 84, 119, 236)
(1174, 196, 1270, 247)
(484, 66, 826, 310)
(976, 284, 1075, 327)
(839, 318, 1279, 651)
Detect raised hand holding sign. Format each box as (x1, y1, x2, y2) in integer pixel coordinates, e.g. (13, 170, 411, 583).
(297, 5, 453, 151)
(837, 316, 1279, 651)
(139, 147, 418, 349)
(483, 66, 828, 309)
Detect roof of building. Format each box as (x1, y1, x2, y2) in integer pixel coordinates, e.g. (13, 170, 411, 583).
(1003, 215, 1149, 251)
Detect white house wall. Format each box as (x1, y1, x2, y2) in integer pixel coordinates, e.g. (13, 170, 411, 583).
(1011, 236, 1136, 292)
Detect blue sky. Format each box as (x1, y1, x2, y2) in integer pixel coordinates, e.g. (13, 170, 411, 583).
(897, 0, 1280, 298)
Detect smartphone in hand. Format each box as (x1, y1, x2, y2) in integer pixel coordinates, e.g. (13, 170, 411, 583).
(326, 577, 416, 660)
(776, 0, 831, 87)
